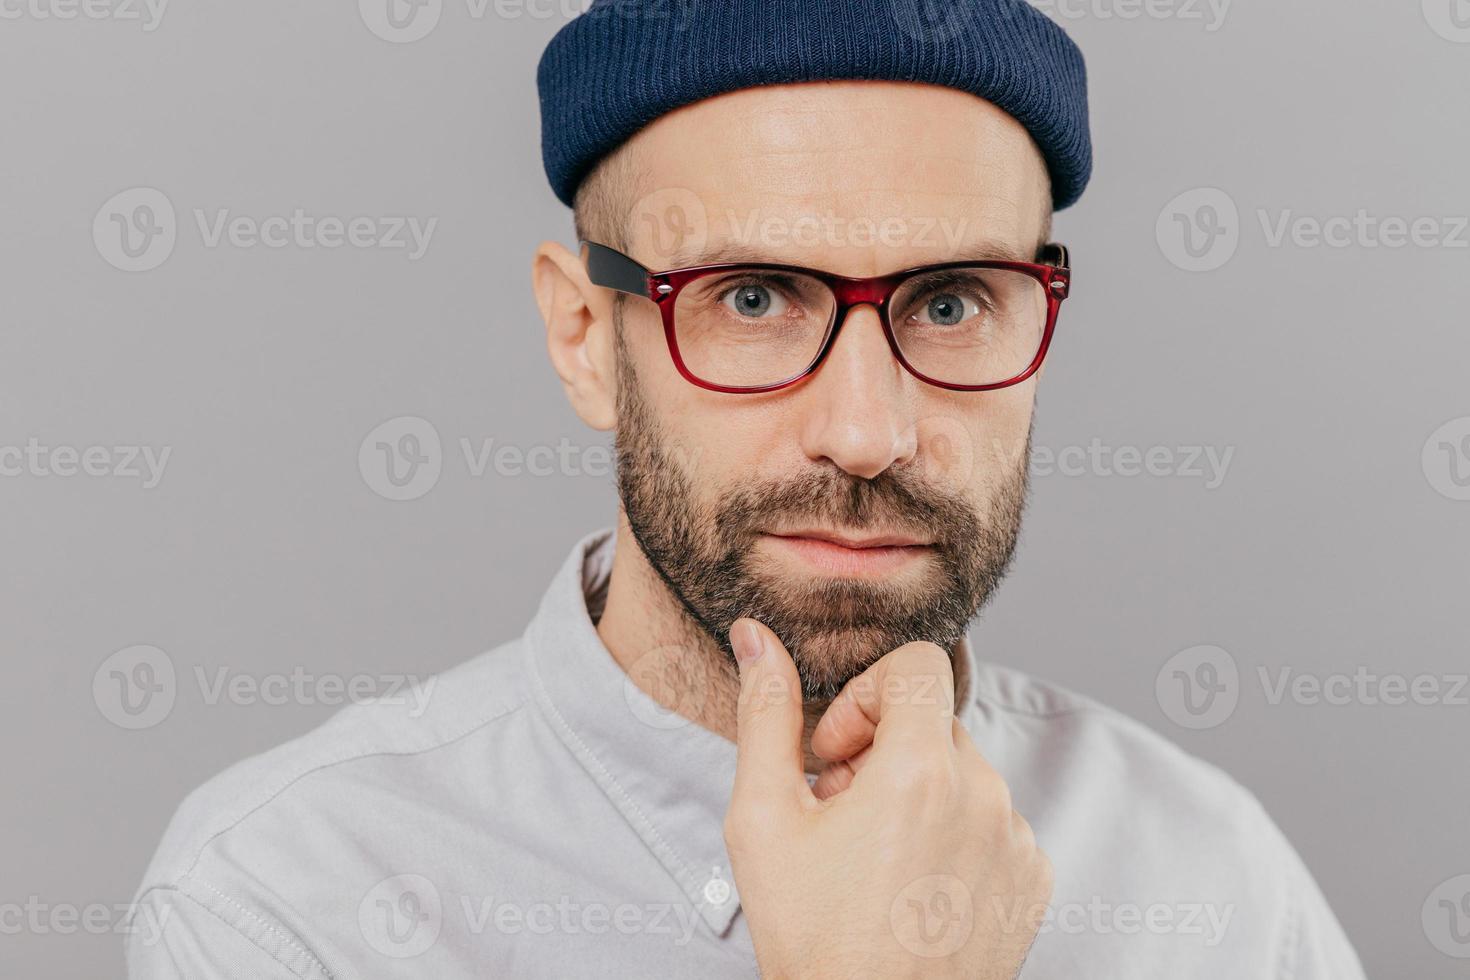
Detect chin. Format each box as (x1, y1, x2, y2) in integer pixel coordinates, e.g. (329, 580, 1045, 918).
(779, 626, 910, 701)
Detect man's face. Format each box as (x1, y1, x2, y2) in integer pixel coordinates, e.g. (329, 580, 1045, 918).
(603, 82, 1052, 698)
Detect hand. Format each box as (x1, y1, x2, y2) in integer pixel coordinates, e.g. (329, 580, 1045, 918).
(724, 618, 1052, 980)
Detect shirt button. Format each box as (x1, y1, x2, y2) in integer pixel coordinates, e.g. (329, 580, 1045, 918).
(702, 867, 733, 906)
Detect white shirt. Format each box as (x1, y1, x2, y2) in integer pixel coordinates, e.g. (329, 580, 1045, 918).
(127, 528, 1364, 978)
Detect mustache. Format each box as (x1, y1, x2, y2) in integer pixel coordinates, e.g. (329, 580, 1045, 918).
(711, 465, 979, 548)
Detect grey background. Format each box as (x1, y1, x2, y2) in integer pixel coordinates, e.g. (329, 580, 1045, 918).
(2, 1, 1467, 976)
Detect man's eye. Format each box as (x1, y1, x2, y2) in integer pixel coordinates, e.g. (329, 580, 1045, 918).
(721, 283, 791, 319)
(916, 291, 982, 326)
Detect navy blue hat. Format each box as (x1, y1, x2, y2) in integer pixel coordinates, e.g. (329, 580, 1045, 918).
(537, 0, 1092, 210)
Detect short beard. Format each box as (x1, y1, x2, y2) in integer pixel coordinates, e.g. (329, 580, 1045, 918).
(612, 324, 1030, 701)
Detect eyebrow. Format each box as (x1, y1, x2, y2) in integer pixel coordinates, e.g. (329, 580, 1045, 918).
(658, 238, 1040, 272)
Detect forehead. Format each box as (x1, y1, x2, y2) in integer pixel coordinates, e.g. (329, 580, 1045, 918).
(614, 81, 1051, 275)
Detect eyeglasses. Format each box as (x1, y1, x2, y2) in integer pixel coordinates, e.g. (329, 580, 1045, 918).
(583, 240, 1072, 394)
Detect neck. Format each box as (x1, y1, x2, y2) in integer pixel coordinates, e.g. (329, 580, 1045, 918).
(595, 516, 973, 773)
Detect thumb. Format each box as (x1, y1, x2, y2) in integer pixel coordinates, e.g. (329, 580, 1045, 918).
(728, 618, 812, 811)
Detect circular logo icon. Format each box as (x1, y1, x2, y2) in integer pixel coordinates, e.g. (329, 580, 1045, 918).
(1423, 0, 1470, 42)
(1422, 416, 1470, 501)
(629, 187, 708, 265)
(1156, 188, 1240, 273)
(890, 874, 975, 959)
(359, 416, 442, 501)
(94, 187, 177, 273)
(359, 874, 442, 958)
(93, 645, 177, 730)
(359, 0, 442, 43)
(623, 642, 712, 731)
(1422, 874, 1470, 958)
(916, 415, 978, 486)
(1155, 644, 1239, 730)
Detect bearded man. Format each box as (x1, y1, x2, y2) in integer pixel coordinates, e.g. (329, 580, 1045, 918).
(128, 2, 1364, 977)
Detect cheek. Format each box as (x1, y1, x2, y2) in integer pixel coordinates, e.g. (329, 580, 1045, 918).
(625, 324, 778, 494)
(915, 384, 1036, 497)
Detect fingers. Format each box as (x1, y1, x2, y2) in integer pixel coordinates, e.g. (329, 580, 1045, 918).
(810, 641, 956, 765)
(728, 618, 815, 819)
(811, 747, 868, 800)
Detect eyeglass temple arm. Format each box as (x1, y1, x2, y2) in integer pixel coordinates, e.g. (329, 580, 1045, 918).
(1040, 242, 1070, 270)
(583, 241, 653, 298)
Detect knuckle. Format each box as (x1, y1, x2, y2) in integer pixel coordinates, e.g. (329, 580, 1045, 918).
(1033, 847, 1056, 900)
(967, 762, 1014, 813)
(1010, 810, 1037, 851)
(891, 757, 955, 801)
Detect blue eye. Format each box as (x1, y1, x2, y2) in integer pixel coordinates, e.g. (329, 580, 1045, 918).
(925, 293, 968, 326)
(722, 283, 791, 319)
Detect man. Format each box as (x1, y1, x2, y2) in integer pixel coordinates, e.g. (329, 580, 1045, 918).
(128, 1, 1364, 977)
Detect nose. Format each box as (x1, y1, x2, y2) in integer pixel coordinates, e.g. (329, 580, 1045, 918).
(796, 305, 919, 480)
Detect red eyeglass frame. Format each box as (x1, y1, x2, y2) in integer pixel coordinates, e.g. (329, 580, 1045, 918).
(582, 240, 1072, 394)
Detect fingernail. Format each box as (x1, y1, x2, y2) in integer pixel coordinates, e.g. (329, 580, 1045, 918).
(730, 619, 764, 669)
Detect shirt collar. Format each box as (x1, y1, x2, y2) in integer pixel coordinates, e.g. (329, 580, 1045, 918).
(523, 528, 985, 937)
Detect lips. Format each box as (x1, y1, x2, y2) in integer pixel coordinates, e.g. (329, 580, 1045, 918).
(767, 528, 933, 550)
(759, 528, 936, 578)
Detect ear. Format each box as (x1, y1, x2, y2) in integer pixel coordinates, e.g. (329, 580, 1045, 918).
(532, 241, 618, 431)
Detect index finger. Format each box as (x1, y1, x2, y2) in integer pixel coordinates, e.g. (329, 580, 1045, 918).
(728, 618, 816, 815)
